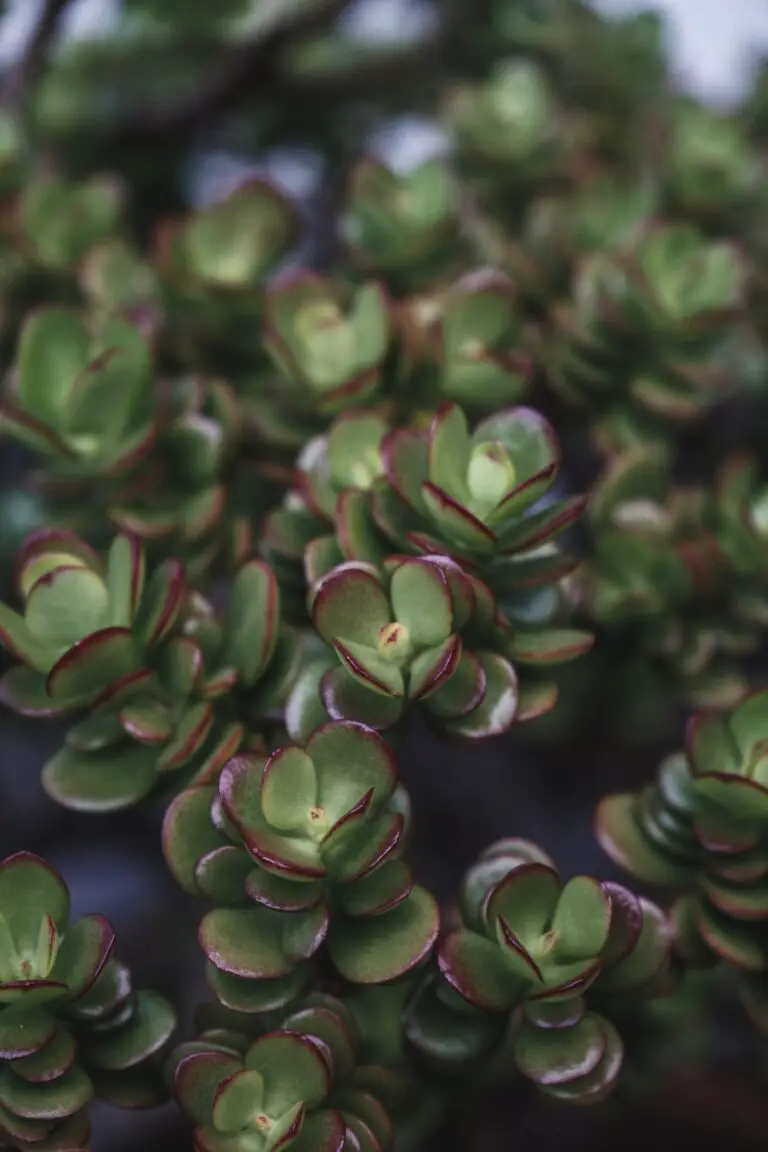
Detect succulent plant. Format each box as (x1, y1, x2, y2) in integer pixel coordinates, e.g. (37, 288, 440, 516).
(342, 158, 460, 286)
(547, 223, 746, 452)
(397, 269, 533, 410)
(0, 852, 175, 1150)
(303, 556, 522, 738)
(574, 447, 765, 706)
(4, 1, 768, 1145)
(447, 59, 560, 189)
(173, 994, 396, 1152)
(664, 100, 761, 223)
(0, 307, 154, 490)
(163, 720, 439, 998)
(0, 531, 298, 810)
(261, 273, 390, 425)
(17, 174, 123, 272)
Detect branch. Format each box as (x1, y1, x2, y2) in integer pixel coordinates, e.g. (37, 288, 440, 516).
(110, 0, 354, 146)
(4, 0, 73, 107)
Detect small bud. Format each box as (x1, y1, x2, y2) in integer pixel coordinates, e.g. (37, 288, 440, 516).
(377, 622, 411, 663)
(467, 441, 516, 509)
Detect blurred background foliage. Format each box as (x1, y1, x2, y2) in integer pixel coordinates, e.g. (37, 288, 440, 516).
(2, 0, 768, 1148)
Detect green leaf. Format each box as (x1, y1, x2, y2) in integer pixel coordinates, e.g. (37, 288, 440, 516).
(0, 1005, 56, 1060)
(200, 908, 294, 979)
(46, 627, 138, 702)
(262, 749, 318, 832)
(551, 878, 611, 961)
(161, 786, 222, 894)
(312, 564, 392, 647)
(83, 990, 176, 1069)
(437, 930, 518, 1011)
(0, 603, 52, 669)
(321, 667, 404, 730)
(207, 965, 308, 1015)
(594, 794, 695, 886)
(11, 1026, 77, 1083)
(513, 1014, 606, 1087)
(328, 887, 439, 983)
(16, 309, 89, 424)
(335, 860, 412, 918)
(157, 702, 214, 772)
(133, 559, 186, 648)
(0, 1065, 92, 1119)
(246, 1032, 331, 1115)
(0, 854, 69, 954)
(292, 1109, 346, 1152)
(224, 561, 280, 685)
(26, 567, 109, 650)
(308, 722, 396, 826)
(487, 864, 559, 950)
(404, 976, 505, 1069)
(334, 640, 405, 697)
(174, 1050, 243, 1126)
(51, 914, 114, 998)
(42, 742, 157, 813)
(427, 405, 472, 502)
(597, 899, 669, 991)
(444, 652, 518, 738)
(195, 848, 252, 905)
(106, 533, 145, 627)
(212, 1068, 264, 1133)
(389, 559, 454, 648)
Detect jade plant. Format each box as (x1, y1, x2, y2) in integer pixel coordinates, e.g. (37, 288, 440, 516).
(1, 0, 768, 1149)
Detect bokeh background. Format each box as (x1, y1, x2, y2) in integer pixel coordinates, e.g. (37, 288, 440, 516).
(1, 1, 768, 1148)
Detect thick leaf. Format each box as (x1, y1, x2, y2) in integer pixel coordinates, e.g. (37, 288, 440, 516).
(11, 1027, 77, 1084)
(42, 742, 157, 812)
(0, 1065, 92, 1119)
(437, 930, 518, 1011)
(83, 990, 176, 1069)
(157, 702, 215, 772)
(262, 748, 318, 832)
(594, 794, 695, 886)
(200, 908, 293, 979)
(212, 1068, 264, 1133)
(403, 977, 505, 1069)
(207, 965, 308, 1015)
(334, 640, 404, 697)
(428, 404, 472, 502)
(328, 887, 438, 983)
(308, 722, 397, 825)
(16, 308, 89, 423)
(513, 1014, 606, 1087)
(487, 864, 559, 950)
(246, 1031, 331, 1114)
(162, 787, 222, 895)
(174, 1050, 242, 1126)
(224, 561, 280, 685)
(335, 860, 413, 918)
(25, 566, 109, 650)
(51, 914, 114, 998)
(551, 878, 611, 961)
(0, 854, 69, 952)
(509, 629, 594, 665)
(195, 849, 253, 905)
(443, 652, 518, 738)
(0, 667, 70, 719)
(133, 559, 187, 648)
(106, 533, 146, 628)
(0, 1005, 56, 1060)
(389, 559, 453, 648)
(46, 627, 138, 702)
(312, 565, 392, 648)
(321, 668, 404, 731)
